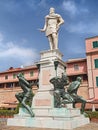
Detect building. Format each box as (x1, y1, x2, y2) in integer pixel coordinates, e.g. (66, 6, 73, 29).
(0, 65, 38, 109)
(85, 36, 98, 107)
(0, 36, 98, 110)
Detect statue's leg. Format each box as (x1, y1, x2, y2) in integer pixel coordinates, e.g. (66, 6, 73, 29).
(22, 96, 34, 117)
(62, 92, 74, 105)
(48, 35, 53, 50)
(52, 33, 58, 49)
(75, 96, 86, 114)
(71, 94, 78, 108)
(15, 93, 23, 103)
(80, 98, 86, 114)
(73, 102, 76, 108)
(20, 83, 30, 92)
(81, 102, 86, 114)
(54, 90, 61, 108)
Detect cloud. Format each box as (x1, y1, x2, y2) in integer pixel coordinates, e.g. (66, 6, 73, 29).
(38, 0, 47, 7)
(65, 21, 98, 34)
(26, 0, 47, 9)
(66, 22, 86, 33)
(0, 33, 39, 68)
(62, 0, 77, 16)
(26, 0, 37, 9)
(62, 0, 89, 17)
(80, 8, 89, 13)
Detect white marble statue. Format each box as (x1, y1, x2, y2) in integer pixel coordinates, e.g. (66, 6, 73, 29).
(40, 7, 64, 50)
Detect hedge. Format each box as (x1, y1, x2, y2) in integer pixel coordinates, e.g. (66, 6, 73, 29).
(86, 111, 98, 119)
(0, 104, 20, 117)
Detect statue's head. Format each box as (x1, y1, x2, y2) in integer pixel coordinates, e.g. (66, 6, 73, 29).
(49, 7, 55, 14)
(76, 77, 82, 82)
(61, 73, 69, 85)
(17, 73, 23, 78)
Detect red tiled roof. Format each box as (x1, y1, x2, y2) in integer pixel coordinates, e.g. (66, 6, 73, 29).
(0, 65, 38, 74)
(65, 58, 86, 63)
(85, 35, 98, 40)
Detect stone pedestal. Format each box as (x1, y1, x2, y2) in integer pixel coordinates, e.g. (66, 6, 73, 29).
(32, 49, 66, 109)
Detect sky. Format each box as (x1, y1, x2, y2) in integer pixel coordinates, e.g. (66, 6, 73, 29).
(0, 0, 98, 72)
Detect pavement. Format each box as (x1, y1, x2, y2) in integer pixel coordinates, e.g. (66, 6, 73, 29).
(0, 119, 98, 130)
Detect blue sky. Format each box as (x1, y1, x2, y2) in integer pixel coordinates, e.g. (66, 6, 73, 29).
(0, 0, 98, 71)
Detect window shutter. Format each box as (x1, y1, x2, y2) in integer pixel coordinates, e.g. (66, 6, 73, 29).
(96, 77, 98, 87)
(93, 41, 98, 48)
(95, 59, 98, 68)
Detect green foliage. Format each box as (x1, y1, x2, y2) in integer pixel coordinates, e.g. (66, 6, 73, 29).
(14, 103, 21, 114)
(0, 109, 15, 117)
(0, 103, 21, 117)
(86, 111, 98, 119)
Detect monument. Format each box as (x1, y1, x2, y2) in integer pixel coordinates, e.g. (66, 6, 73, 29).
(7, 7, 89, 129)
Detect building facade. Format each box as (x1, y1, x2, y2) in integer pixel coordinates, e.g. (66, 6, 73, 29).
(85, 36, 98, 100)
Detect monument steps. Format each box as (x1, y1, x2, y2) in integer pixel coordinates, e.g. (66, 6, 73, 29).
(7, 107, 89, 129)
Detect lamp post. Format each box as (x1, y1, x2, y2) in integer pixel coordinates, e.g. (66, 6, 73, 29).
(54, 61, 59, 77)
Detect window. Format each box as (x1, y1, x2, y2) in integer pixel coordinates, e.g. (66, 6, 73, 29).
(0, 84, 4, 88)
(74, 64, 79, 70)
(15, 82, 19, 87)
(93, 41, 98, 48)
(96, 77, 98, 87)
(30, 71, 34, 77)
(13, 74, 17, 79)
(5, 75, 8, 79)
(94, 59, 98, 68)
(6, 83, 13, 88)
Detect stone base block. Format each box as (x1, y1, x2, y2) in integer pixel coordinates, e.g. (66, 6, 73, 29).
(33, 108, 81, 117)
(40, 49, 63, 60)
(7, 119, 89, 129)
(7, 116, 89, 129)
(7, 108, 90, 129)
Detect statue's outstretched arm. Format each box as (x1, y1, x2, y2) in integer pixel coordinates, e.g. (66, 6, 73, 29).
(39, 17, 47, 32)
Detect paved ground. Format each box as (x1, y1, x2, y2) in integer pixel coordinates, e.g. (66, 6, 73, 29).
(0, 119, 98, 130)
